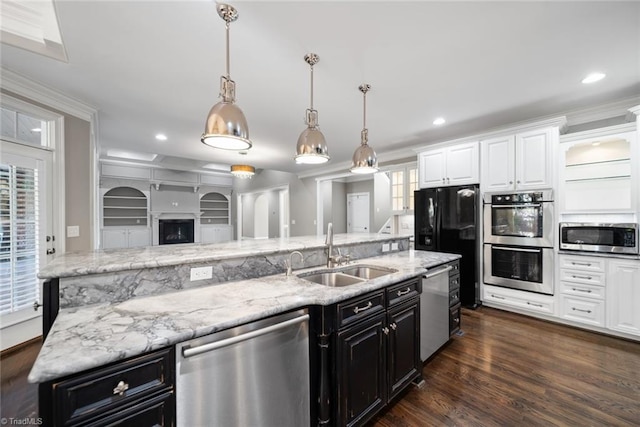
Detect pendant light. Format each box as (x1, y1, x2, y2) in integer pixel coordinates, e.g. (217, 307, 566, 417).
(350, 84, 378, 174)
(230, 164, 255, 178)
(295, 53, 330, 164)
(201, 3, 251, 151)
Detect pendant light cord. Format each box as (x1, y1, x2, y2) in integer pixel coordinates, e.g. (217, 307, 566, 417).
(225, 22, 231, 79)
(309, 64, 314, 110)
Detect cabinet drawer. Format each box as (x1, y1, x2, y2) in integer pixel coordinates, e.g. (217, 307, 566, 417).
(560, 281, 605, 300)
(337, 291, 385, 328)
(450, 260, 460, 275)
(483, 285, 554, 315)
(449, 288, 460, 307)
(54, 347, 174, 426)
(386, 277, 421, 306)
(83, 391, 174, 427)
(449, 303, 461, 335)
(560, 269, 605, 286)
(449, 274, 460, 291)
(560, 295, 605, 327)
(559, 255, 606, 273)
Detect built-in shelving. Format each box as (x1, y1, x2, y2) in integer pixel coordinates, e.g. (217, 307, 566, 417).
(200, 192, 229, 225)
(103, 187, 148, 227)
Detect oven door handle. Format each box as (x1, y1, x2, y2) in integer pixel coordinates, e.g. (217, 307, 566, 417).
(493, 203, 542, 208)
(492, 246, 542, 253)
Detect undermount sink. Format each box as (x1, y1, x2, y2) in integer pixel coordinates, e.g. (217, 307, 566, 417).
(298, 272, 365, 287)
(297, 264, 397, 287)
(338, 265, 397, 279)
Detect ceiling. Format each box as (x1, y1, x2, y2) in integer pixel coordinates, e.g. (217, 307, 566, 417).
(1, 1, 639, 177)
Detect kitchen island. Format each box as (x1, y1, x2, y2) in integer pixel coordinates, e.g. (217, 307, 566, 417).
(31, 233, 460, 426)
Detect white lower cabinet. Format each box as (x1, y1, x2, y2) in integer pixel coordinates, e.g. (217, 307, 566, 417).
(200, 225, 232, 244)
(607, 259, 640, 336)
(558, 254, 606, 328)
(102, 227, 150, 249)
(483, 284, 555, 315)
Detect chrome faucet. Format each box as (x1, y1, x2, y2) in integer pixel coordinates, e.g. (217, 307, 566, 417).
(285, 251, 304, 276)
(325, 223, 348, 268)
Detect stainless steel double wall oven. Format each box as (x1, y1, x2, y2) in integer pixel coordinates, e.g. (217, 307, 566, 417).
(483, 190, 554, 295)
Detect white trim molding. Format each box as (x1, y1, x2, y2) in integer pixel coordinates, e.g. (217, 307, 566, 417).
(1, 67, 97, 121)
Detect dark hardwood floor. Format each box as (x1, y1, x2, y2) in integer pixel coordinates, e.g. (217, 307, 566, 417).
(371, 307, 640, 427)
(2, 307, 639, 426)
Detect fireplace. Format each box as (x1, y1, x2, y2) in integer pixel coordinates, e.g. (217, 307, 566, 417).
(159, 219, 194, 245)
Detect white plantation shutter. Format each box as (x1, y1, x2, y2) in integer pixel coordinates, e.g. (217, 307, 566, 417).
(0, 162, 40, 315)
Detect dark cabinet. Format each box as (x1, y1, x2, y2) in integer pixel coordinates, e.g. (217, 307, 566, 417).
(337, 312, 387, 427)
(44, 347, 175, 426)
(331, 277, 422, 427)
(448, 261, 461, 336)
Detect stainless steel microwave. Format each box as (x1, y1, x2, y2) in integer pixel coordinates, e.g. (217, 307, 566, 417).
(559, 223, 638, 255)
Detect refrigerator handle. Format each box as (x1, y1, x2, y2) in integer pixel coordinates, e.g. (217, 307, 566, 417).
(435, 191, 441, 249)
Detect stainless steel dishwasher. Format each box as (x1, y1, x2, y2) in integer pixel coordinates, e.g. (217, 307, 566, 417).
(420, 264, 453, 361)
(176, 309, 310, 426)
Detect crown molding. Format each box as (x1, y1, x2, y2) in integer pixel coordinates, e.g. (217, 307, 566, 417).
(1, 67, 96, 121)
(564, 96, 640, 126)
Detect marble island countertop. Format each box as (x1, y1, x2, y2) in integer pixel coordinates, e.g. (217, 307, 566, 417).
(29, 249, 459, 384)
(39, 233, 411, 279)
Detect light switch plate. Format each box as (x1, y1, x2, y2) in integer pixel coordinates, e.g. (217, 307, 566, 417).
(67, 225, 80, 238)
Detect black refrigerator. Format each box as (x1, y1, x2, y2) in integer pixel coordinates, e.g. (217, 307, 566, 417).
(414, 185, 481, 308)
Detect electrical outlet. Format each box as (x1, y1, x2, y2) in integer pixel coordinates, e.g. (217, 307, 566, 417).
(382, 243, 390, 252)
(67, 225, 80, 238)
(190, 266, 213, 281)
(391, 242, 399, 251)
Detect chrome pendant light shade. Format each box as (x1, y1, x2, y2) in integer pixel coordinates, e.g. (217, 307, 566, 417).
(350, 84, 378, 174)
(201, 3, 252, 151)
(295, 53, 330, 164)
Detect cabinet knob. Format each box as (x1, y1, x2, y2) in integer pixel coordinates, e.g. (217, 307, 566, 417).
(382, 327, 390, 335)
(390, 323, 397, 330)
(509, 181, 513, 185)
(113, 380, 129, 396)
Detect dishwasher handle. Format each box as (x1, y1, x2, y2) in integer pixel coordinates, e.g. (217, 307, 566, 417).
(423, 265, 452, 279)
(182, 314, 310, 358)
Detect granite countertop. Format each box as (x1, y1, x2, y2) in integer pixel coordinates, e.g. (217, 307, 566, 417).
(39, 233, 411, 279)
(29, 249, 459, 384)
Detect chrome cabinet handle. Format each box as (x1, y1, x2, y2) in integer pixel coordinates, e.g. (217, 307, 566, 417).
(453, 317, 460, 324)
(572, 287, 592, 293)
(491, 294, 505, 300)
(572, 307, 592, 314)
(571, 261, 592, 267)
(382, 327, 389, 335)
(353, 301, 373, 314)
(113, 380, 129, 396)
(397, 288, 411, 297)
(390, 323, 397, 330)
(572, 274, 592, 280)
(526, 302, 543, 308)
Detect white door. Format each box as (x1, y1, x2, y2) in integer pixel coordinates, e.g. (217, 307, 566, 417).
(279, 189, 289, 238)
(254, 194, 269, 239)
(1, 142, 52, 350)
(347, 192, 370, 233)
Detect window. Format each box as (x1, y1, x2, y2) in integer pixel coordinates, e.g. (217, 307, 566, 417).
(1, 107, 47, 146)
(0, 162, 40, 315)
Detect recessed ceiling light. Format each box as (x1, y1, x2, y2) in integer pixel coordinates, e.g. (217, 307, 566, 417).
(582, 72, 606, 84)
(155, 134, 167, 141)
(31, 128, 42, 132)
(433, 117, 446, 125)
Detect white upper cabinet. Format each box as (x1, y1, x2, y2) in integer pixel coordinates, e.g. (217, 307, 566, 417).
(558, 124, 637, 214)
(481, 126, 555, 192)
(418, 141, 479, 188)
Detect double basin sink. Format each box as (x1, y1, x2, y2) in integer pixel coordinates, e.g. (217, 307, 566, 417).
(298, 264, 397, 287)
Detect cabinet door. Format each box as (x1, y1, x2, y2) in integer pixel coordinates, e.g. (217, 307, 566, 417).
(446, 142, 479, 186)
(607, 260, 640, 336)
(481, 135, 515, 192)
(515, 128, 553, 190)
(387, 300, 421, 400)
(127, 228, 150, 248)
(337, 313, 387, 427)
(102, 229, 127, 249)
(418, 149, 446, 188)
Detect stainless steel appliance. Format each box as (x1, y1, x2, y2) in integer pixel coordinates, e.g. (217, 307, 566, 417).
(415, 185, 481, 308)
(560, 223, 639, 255)
(483, 244, 554, 294)
(420, 264, 453, 361)
(176, 309, 310, 426)
(483, 190, 554, 247)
